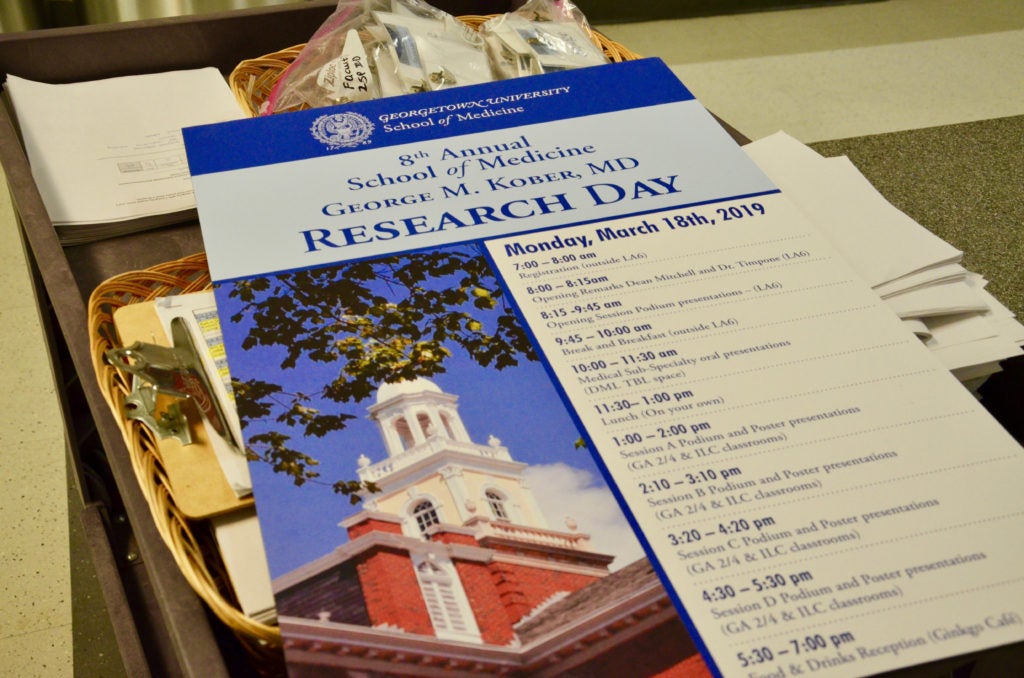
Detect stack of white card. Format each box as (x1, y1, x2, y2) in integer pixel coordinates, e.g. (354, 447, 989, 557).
(745, 132, 1024, 391)
(5, 68, 245, 244)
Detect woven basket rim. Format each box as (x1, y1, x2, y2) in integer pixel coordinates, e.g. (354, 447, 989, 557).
(87, 252, 284, 662)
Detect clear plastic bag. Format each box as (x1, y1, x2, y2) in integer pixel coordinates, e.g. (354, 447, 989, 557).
(481, 0, 609, 79)
(367, 9, 491, 95)
(264, 0, 491, 114)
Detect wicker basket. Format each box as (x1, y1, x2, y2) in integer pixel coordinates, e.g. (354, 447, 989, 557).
(88, 15, 640, 672)
(228, 14, 641, 116)
(87, 252, 285, 672)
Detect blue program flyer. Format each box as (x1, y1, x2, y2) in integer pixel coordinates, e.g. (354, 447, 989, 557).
(185, 59, 1024, 677)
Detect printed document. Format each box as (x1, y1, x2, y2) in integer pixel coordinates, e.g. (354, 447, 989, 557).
(6, 68, 243, 242)
(184, 59, 1024, 677)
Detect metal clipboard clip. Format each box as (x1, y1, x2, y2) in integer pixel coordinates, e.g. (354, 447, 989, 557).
(107, 316, 241, 454)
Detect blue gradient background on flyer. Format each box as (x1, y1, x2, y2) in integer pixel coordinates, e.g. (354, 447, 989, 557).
(184, 59, 694, 175)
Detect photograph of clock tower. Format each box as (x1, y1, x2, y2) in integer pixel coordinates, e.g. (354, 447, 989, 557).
(271, 377, 710, 677)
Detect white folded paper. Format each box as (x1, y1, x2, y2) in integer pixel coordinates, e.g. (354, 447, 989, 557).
(745, 132, 1023, 387)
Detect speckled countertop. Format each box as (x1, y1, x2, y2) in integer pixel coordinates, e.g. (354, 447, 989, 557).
(811, 115, 1024, 319)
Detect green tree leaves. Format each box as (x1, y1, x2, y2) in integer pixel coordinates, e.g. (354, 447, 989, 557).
(228, 248, 536, 499)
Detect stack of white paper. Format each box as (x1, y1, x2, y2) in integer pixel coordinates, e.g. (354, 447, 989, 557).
(5, 68, 245, 244)
(745, 132, 1024, 389)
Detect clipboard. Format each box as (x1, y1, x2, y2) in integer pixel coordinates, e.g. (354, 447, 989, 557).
(113, 300, 253, 519)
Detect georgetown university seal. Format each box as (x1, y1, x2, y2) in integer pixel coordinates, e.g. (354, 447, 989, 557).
(310, 111, 374, 149)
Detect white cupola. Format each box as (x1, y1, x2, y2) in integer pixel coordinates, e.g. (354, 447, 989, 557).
(369, 377, 472, 458)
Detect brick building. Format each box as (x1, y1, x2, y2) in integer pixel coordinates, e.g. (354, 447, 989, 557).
(272, 378, 710, 676)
